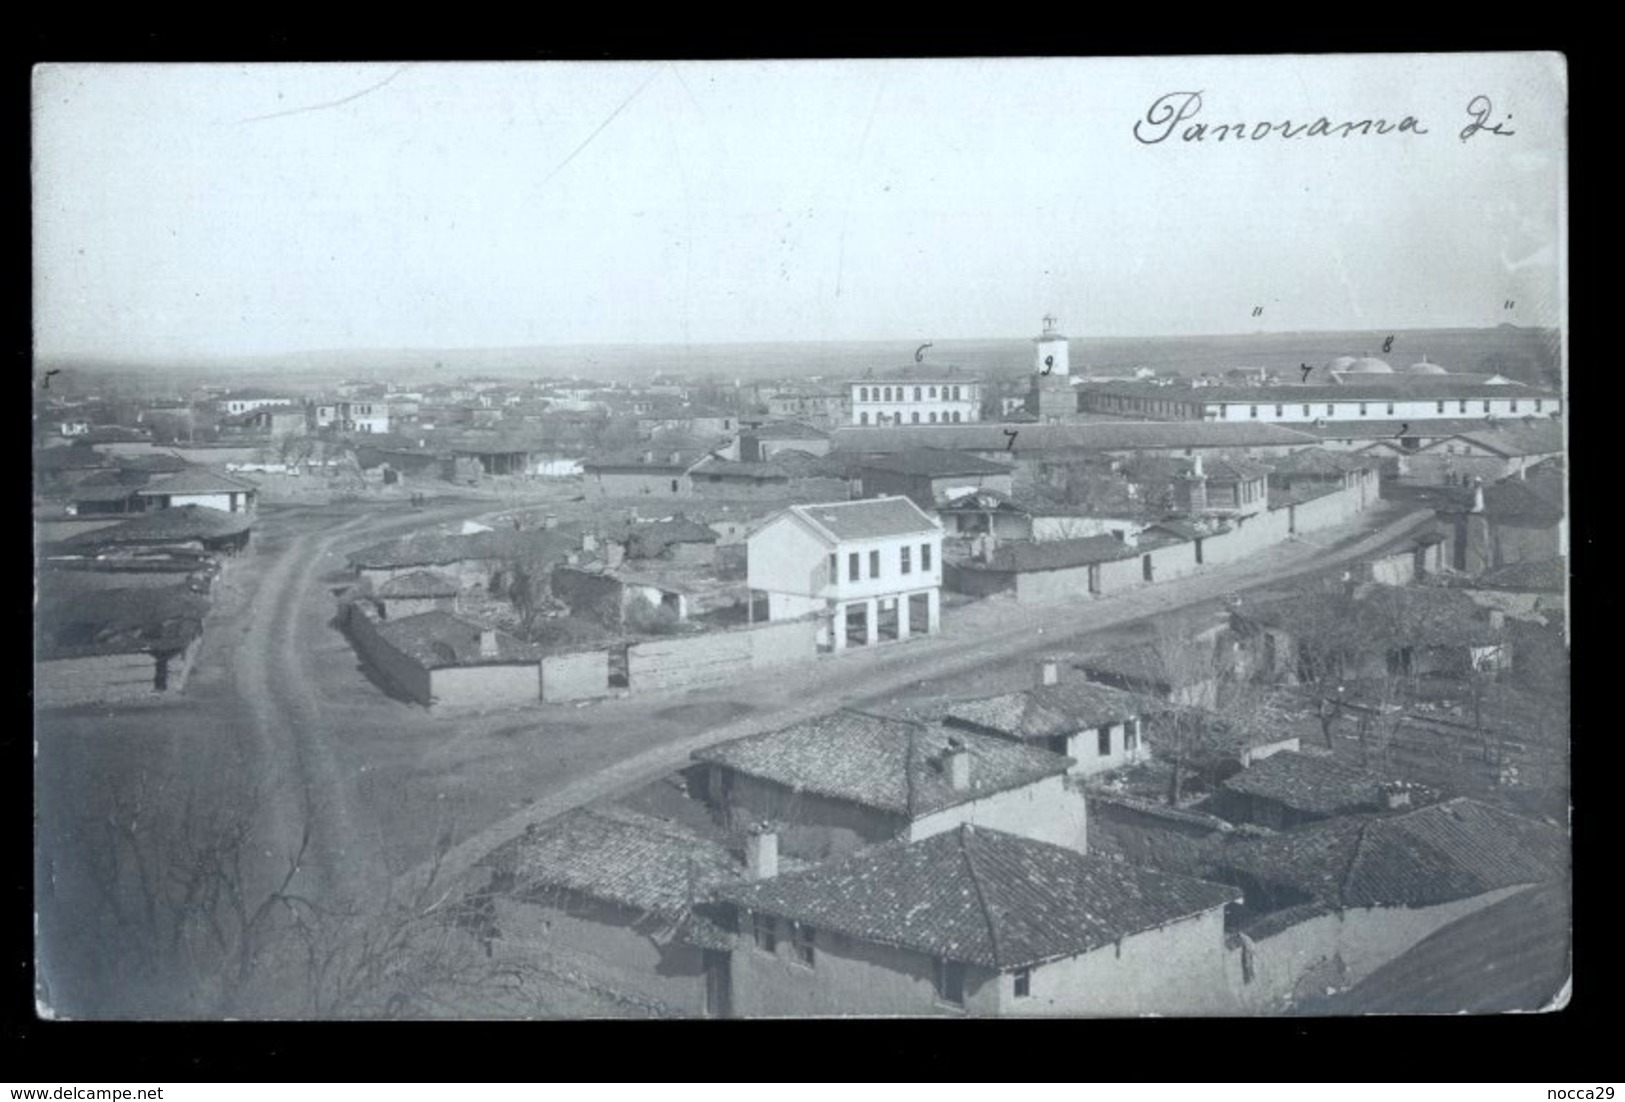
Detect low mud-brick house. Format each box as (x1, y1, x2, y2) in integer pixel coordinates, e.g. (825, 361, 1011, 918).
(714, 824, 1242, 1017)
(472, 806, 746, 1017)
(35, 585, 208, 707)
(943, 658, 1145, 778)
(693, 709, 1084, 861)
(1204, 797, 1568, 1012)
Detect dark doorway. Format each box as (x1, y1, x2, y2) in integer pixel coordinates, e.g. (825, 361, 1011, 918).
(608, 644, 631, 688)
(908, 592, 931, 635)
(1194, 539, 1204, 565)
(153, 654, 170, 692)
(1142, 554, 1154, 582)
(703, 950, 732, 1019)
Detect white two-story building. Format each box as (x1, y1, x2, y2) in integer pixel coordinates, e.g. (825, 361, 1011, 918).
(746, 496, 943, 651)
(850, 377, 982, 427)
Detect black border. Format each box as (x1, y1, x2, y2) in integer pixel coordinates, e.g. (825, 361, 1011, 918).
(12, 29, 1604, 1082)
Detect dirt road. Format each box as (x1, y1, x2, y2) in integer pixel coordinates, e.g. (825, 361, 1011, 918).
(416, 502, 1437, 887)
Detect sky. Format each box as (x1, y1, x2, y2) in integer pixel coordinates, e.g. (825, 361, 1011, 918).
(32, 55, 1567, 361)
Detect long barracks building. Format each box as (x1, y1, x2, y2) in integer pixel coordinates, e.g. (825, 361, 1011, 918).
(1079, 358, 1561, 426)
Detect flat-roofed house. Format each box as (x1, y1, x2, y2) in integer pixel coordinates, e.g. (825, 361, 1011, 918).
(716, 824, 1241, 1017)
(746, 495, 942, 651)
(693, 709, 1084, 861)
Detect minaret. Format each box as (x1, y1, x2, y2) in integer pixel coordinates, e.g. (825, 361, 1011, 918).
(1028, 314, 1076, 423)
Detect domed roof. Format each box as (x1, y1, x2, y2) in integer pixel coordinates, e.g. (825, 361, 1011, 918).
(1405, 356, 1448, 374)
(1344, 356, 1395, 374)
(1327, 356, 1358, 372)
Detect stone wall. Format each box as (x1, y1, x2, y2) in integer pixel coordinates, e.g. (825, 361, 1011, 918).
(345, 602, 434, 706)
(627, 619, 817, 693)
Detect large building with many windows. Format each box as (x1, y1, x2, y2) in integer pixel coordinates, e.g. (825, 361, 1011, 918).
(849, 375, 982, 427)
(1080, 358, 1561, 425)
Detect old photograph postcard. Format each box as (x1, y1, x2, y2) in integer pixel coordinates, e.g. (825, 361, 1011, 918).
(32, 54, 1568, 1019)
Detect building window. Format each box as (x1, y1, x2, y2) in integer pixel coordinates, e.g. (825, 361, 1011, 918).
(1446, 445, 1456, 454)
(1249, 406, 1258, 419)
(935, 959, 966, 1006)
(914, 387, 923, 401)
(869, 549, 880, 578)
(860, 412, 869, 425)
(1358, 403, 1368, 417)
(753, 913, 777, 954)
(1218, 404, 1228, 420)
(828, 553, 838, 583)
(929, 412, 938, 423)
(849, 552, 861, 582)
(1459, 400, 1468, 414)
(1326, 404, 1335, 417)
(1302, 405, 1311, 417)
(912, 412, 920, 424)
(1125, 719, 1139, 751)
(1274, 405, 1284, 417)
(951, 412, 961, 423)
(1098, 727, 1112, 757)
(1386, 402, 1395, 415)
(950, 386, 960, 401)
(921, 543, 932, 571)
(1013, 969, 1031, 998)
(791, 922, 816, 967)
(1510, 400, 1519, 413)
(1483, 400, 1492, 413)
(859, 387, 868, 402)
(1535, 399, 1543, 412)
(671, 480, 679, 493)
(929, 386, 937, 398)
(901, 545, 912, 574)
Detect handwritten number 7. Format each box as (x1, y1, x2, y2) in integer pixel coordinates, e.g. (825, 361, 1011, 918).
(1003, 429, 1019, 451)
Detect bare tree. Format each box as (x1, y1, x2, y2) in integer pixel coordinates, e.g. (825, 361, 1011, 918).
(1136, 614, 1294, 805)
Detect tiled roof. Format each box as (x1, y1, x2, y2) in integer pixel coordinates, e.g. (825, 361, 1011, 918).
(689, 456, 789, 482)
(611, 516, 720, 557)
(944, 679, 1144, 741)
(749, 421, 830, 440)
(37, 584, 208, 658)
(963, 535, 1137, 574)
(67, 470, 150, 502)
(1450, 420, 1565, 458)
(829, 422, 1322, 455)
(785, 496, 940, 543)
(855, 448, 1014, 478)
(1122, 455, 1269, 483)
(375, 569, 459, 598)
(715, 825, 1241, 970)
(1472, 557, 1567, 593)
(34, 445, 115, 471)
(1478, 478, 1566, 526)
(1211, 797, 1567, 909)
(60, 504, 253, 547)
(1266, 449, 1377, 475)
(1220, 751, 1391, 815)
(374, 610, 540, 668)
(478, 806, 743, 920)
(348, 525, 585, 570)
(135, 468, 258, 497)
(1087, 379, 1558, 403)
(692, 710, 1070, 818)
(584, 448, 711, 472)
(1296, 418, 1527, 442)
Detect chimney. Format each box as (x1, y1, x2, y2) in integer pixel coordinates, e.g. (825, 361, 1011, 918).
(1191, 454, 1205, 478)
(1470, 478, 1485, 514)
(605, 541, 626, 569)
(945, 737, 971, 791)
(744, 824, 779, 881)
(582, 531, 598, 552)
(978, 534, 996, 564)
(544, 513, 558, 530)
(1383, 784, 1412, 811)
(479, 628, 498, 658)
(1039, 657, 1060, 686)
